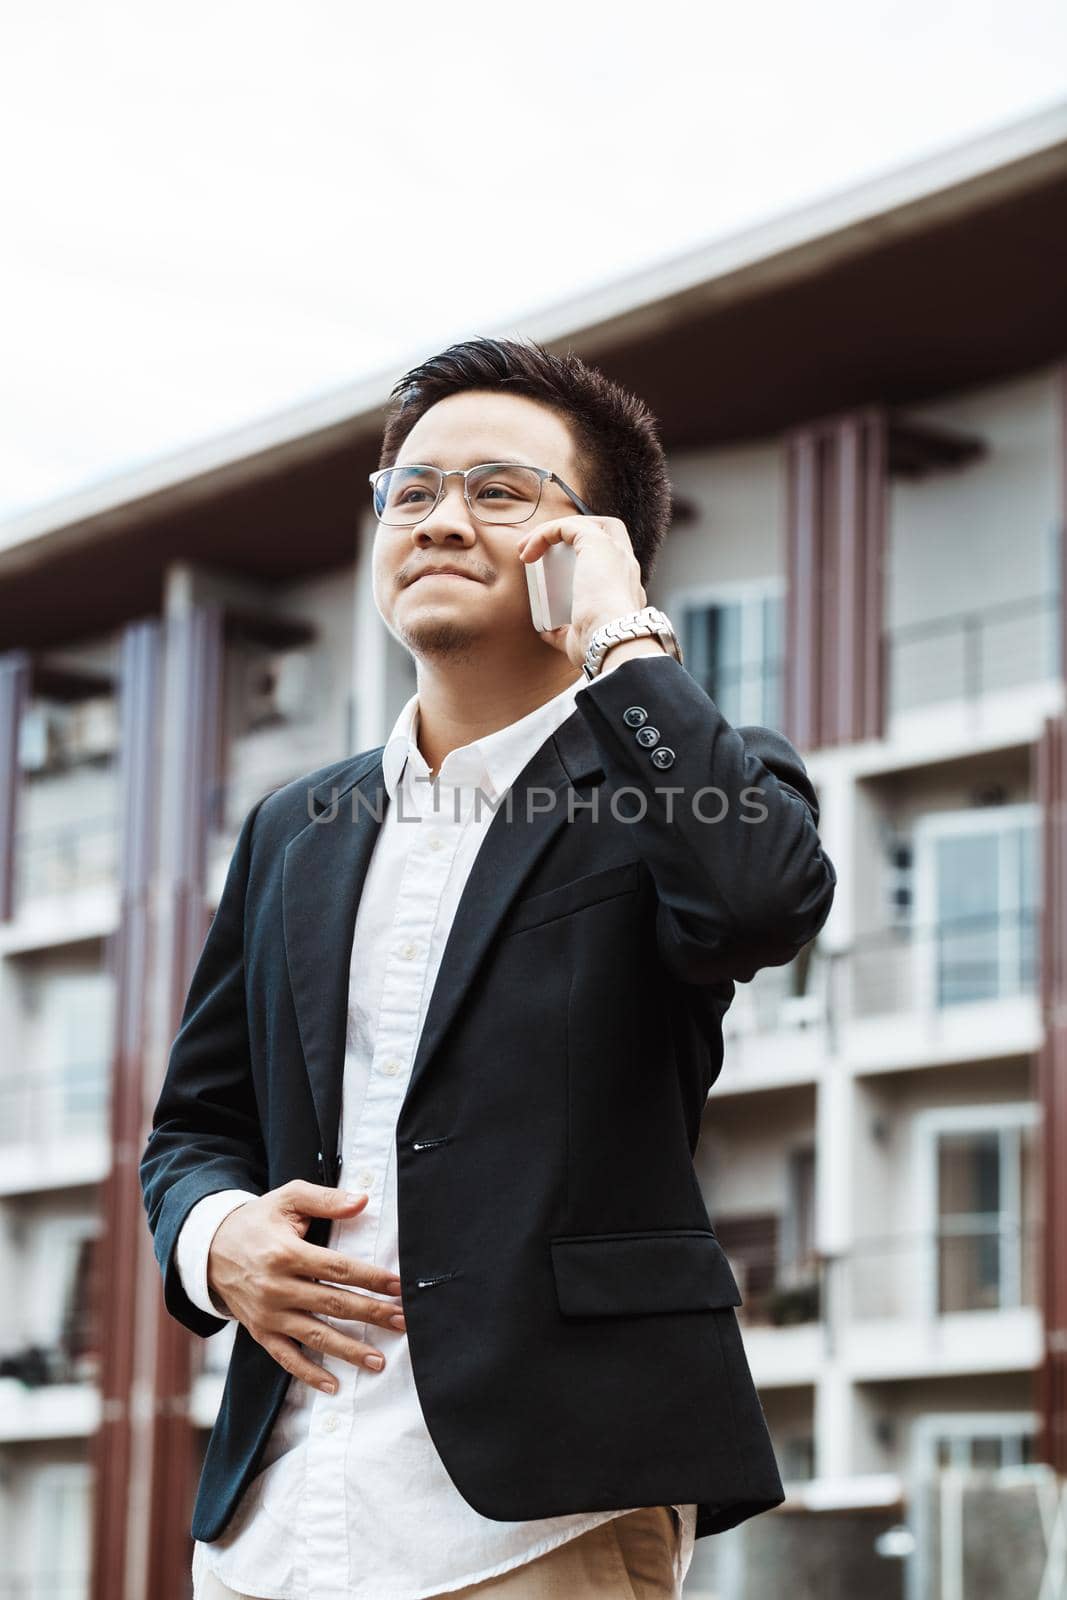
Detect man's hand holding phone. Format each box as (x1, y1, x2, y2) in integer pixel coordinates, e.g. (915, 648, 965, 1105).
(519, 513, 650, 667)
(206, 1182, 406, 1394)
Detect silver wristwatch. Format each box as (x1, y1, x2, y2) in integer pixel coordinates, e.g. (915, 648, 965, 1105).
(581, 606, 683, 681)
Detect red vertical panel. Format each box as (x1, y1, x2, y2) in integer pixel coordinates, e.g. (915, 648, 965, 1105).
(784, 411, 886, 751)
(90, 603, 225, 1600)
(148, 601, 226, 1600)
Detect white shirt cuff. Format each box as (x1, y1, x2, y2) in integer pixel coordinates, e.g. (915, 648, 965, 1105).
(175, 1189, 259, 1320)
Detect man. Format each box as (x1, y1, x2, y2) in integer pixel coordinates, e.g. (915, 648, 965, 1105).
(141, 337, 837, 1599)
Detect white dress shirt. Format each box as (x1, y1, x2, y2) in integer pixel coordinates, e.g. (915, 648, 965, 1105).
(177, 663, 696, 1600)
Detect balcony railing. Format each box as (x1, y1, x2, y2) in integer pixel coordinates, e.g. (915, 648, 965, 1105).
(887, 591, 1059, 715)
(12, 813, 119, 907)
(0, 1063, 111, 1148)
(723, 1224, 1041, 1330)
(844, 905, 1037, 1018)
(837, 1222, 1041, 1320)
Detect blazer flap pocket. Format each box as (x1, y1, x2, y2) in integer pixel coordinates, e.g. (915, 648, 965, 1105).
(550, 1228, 742, 1317)
(507, 860, 641, 936)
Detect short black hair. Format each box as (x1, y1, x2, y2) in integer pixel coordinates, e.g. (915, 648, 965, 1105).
(378, 336, 673, 583)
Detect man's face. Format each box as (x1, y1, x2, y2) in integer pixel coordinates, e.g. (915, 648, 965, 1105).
(372, 390, 587, 665)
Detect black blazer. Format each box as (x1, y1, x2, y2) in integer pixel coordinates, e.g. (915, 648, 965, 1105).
(141, 654, 836, 1545)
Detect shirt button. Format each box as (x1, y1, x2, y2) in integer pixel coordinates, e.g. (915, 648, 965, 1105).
(635, 725, 660, 747)
(623, 705, 648, 728)
(399, 942, 417, 959)
(357, 1170, 375, 1189)
(321, 1412, 339, 1433)
(427, 835, 444, 851)
(381, 1059, 403, 1076)
(650, 746, 676, 769)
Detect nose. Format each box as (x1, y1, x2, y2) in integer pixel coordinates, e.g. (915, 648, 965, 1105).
(411, 475, 477, 548)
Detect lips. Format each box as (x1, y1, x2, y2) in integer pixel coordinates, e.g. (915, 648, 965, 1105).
(410, 568, 479, 583)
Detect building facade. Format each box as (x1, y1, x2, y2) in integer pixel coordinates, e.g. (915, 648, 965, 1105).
(0, 105, 1065, 1600)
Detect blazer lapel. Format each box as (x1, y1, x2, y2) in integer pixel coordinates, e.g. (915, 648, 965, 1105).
(282, 703, 605, 1170)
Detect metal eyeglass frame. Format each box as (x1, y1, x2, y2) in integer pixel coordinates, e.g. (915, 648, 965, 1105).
(368, 462, 594, 526)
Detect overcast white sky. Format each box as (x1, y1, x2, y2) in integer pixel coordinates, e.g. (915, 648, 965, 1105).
(2, 0, 1066, 523)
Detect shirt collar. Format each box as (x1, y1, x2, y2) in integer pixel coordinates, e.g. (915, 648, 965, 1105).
(381, 673, 587, 803)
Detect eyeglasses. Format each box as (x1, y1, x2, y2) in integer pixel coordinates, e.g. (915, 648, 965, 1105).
(368, 462, 593, 527)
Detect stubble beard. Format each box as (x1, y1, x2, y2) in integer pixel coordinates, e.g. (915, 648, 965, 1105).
(398, 614, 482, 667)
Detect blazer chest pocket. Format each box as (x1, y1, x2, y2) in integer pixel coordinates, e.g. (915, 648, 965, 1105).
(550, 1228, 743, 1317)
(506, 860, 641, 936)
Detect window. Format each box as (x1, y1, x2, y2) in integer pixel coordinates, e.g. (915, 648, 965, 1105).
(913, 804, 1038, 1007)
(912, 1412, 1037, 1478)
(917, 1106, 1040, 1316)
(676, 582, 784, 727)
(30, 1463, 92, 1600)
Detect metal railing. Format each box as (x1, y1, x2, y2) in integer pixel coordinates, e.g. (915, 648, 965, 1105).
(0, 1063, 111, 1148)
(12, 813, 119, 906)
(843, 905, 1037, 1019)
(834, 1221, 1041, 1322)
(888, 590, 1059, 714)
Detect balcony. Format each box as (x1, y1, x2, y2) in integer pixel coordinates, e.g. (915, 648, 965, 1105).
(0, 1286, 100, 1442)
(6, 813, 119, 947)
(0, 1064, 111, 1194)
(840, 904, 1040, 1072)
(886, 590, 1061, 752)
(831, 1222, 1043, 1379)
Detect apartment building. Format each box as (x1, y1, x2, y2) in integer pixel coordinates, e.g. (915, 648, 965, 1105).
(0, 104, 1064, 1600)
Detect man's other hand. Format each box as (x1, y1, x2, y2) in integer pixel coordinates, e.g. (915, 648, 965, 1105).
(207, 1181, 406, 1393)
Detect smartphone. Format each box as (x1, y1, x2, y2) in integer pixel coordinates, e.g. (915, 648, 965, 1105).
(525, 540, 577, 631)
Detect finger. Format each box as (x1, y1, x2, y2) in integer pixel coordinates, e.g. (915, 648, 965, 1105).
(279, 1311, 389, 1372)
(274, 1180, 370, 1221)
(287, 1237, 404, 1297)
(516, 516, 590, 562)
(257, 1331, 344, 1394)
(255, 1324, 385, 1401)
(295, 1278, 406, 1332)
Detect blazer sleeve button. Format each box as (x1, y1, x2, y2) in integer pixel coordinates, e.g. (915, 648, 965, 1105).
(622, 706, 648, 728)
(635, 725, 660, 747)
(650, 746, 676, 769)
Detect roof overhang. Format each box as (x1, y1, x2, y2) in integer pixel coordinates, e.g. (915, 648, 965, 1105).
(3, 102, 1066, 650)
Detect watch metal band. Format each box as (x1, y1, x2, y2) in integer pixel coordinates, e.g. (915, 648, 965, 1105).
(581, 607, 682, 681)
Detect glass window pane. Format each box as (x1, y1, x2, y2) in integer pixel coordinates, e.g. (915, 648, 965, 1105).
(684, 603, 744, 724)
(935, 831, 1000, 1004)
(937, 1130, 1002, 1312)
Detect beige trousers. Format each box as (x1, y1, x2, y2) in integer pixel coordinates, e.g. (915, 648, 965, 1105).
(192, 1504, 682, 1598)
